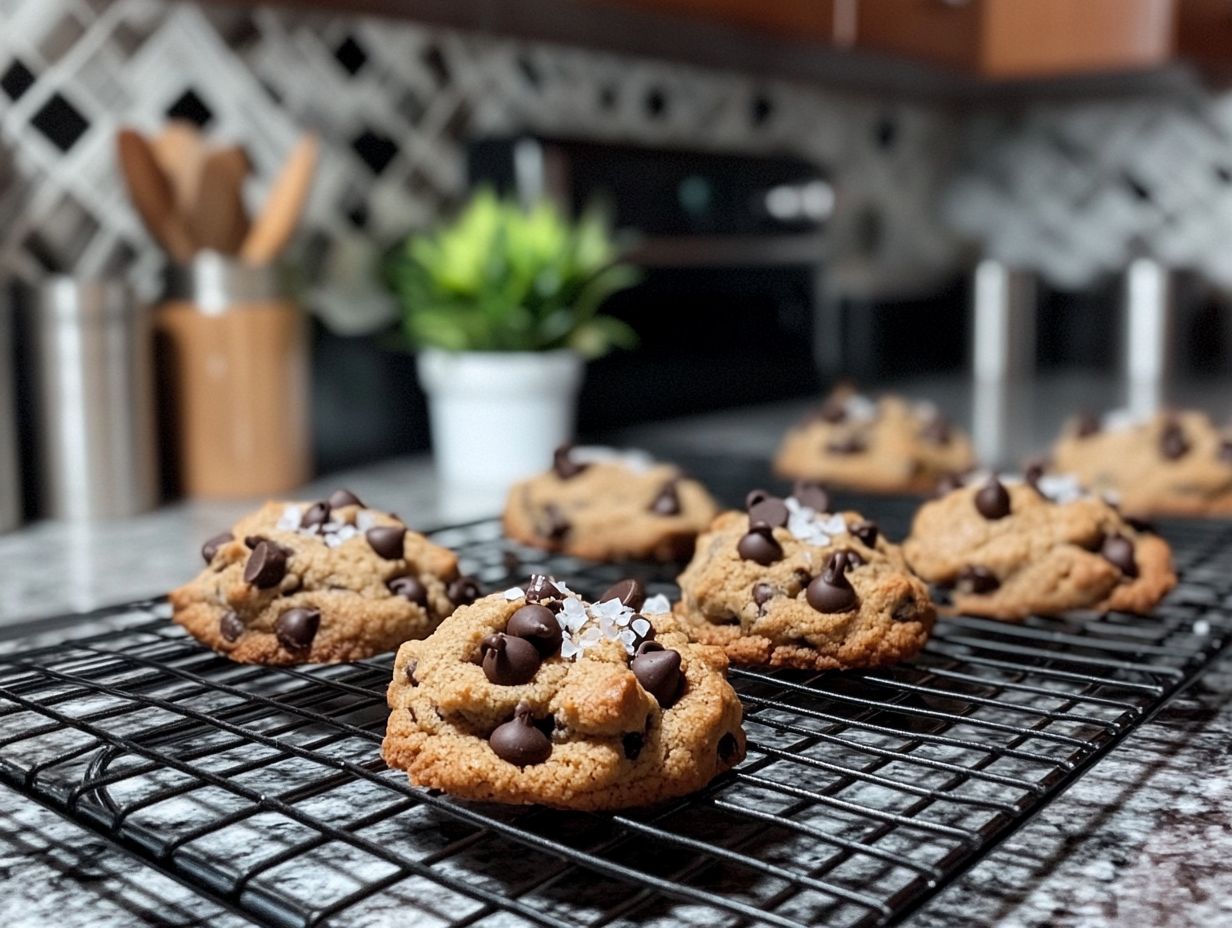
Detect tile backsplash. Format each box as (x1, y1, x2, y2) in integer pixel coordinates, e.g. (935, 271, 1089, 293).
(5, 0, 1232, 315)
(0, 0, 959, 325)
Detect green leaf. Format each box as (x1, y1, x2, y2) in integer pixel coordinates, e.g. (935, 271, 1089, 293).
(385, 189, 639, 353)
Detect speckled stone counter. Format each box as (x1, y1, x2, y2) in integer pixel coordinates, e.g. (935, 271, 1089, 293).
(1, 396, 1230, 927)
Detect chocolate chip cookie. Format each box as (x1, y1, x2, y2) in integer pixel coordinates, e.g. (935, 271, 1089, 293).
(774, 389, 976, 494)
(382, 575, 745, 809)
(171, 490, 478, 663)
(1050, 409, 1232, 517)
(903, 474, 1176, 620)
(674, 483, 936, 670)
(502, 446, 719, 562)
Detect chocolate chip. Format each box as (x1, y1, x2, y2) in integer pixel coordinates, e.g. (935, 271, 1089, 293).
(935, 473, 965, 496)
(552, 445, 588, 480)
(1023, 458, 1048, 495)
(806, 552, 858, 613)
(388, 575, 428, 607)
(523, 574, 561, 603)
(447, 575, 482, 606)
(1101, 534, 1139, 578)
(891, 598, 919, 622)
(752, 582, 776, 607)
(649, 480, 681, 516)
(974, 476, 1011, 520)
(818, 397, 846, 423)
(851, 520, 878, 548)
(747, 493, 788, 529)
(274, 607, 320, 654)
(629, 614, 656, 651)
(1160, 420, 1190, 460)
(622, 732, 645, 760)
(631, 643, 684, 708)
(302, 501, 331, 529)
(540, 503, 571, 541)
(489, 702, 552, 766)
(328, 489, 364, 509)
(201, 532, 233, 564)
(481, 633, 542, 685)
(405, 660, 418, 685)
(599, 578, 646, 611)
(243, 535, 264, 549)
(219, 611, 244, 642)
(920, 416, 952, 445)
(366, 525, 406, 560)
(718, 732, 739, 762)
(957, 565, 999, 594)
(1075, 412, 1101, 438)
(243, 541, 287, 589)
(825, 434, 866, 455)
(737, 525, 782, 565)
(792, 480, 830, 512)
(507, 604, 563, 655)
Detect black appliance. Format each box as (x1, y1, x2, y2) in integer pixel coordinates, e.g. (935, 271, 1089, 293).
(468, 136, 831, 428)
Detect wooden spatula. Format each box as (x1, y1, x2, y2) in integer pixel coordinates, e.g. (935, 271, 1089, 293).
(240, 134, 318, 265)
(191, 146, 250, 254)
(116, 128, 196, 263)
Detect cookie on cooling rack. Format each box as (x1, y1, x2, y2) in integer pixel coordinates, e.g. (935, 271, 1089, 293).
(171, 490, 481, 664)
(382, 574, 745, 810)
(673, 483, 936, 671)
(502, 446, 719, 562)
(774, 387, 976, 494)
(1050, 409, 1232, 518)
(902, 473, 1176, 621)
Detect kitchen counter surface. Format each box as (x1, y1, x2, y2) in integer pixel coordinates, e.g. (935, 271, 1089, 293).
(1, 394, 1231, 927)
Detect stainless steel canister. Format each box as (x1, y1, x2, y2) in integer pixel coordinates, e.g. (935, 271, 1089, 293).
(0, 286, 19, 532)
(29, 277, 158, 519)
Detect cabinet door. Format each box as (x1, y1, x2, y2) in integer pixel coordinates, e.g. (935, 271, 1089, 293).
(1176, 0, 1232, 68)
(607, 0, 837, 41)
(855, 0, 1175, 78)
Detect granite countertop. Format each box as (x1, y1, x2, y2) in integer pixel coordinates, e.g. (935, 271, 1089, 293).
(1, 394, 1230, 927)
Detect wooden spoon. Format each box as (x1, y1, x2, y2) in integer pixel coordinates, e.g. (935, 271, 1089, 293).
(151, 120, 207, 222)
(240, 134, 318, 265)
(191, 146, 250, 254)
(115, 128, 196, 263)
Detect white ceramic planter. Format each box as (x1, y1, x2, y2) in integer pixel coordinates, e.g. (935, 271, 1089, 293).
(417, 349, 584, 502)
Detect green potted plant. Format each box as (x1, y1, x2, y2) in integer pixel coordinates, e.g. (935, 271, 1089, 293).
(387, 189, 638, 496)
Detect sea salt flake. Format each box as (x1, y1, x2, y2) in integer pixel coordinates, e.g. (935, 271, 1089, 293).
(631, 617, 651, 637)
(355, 510, 377, 532)
(1102, 409, 1138, 432)
(504, 587, 525, 601)
(845, 394, 877, 422)
(819, 514, 847, 535)
(1037, 474, 1085, 504)
(560, 638, 580, 660)
(642, 594, 670, 615)
(277, 505, 303, 531)
(580, 627, 603, 646)
(596, 599, 625, 619)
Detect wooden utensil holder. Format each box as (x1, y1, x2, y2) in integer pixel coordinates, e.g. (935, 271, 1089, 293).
(155, 254, 311, 498)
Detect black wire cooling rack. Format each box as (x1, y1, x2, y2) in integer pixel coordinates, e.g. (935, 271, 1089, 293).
(0, 504, 1230, 928)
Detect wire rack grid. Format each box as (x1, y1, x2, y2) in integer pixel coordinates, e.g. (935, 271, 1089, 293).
(0, 507, 1228, 928)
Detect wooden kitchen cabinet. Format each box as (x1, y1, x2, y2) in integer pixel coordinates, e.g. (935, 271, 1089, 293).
(603, 0, 836, 41)
(853, 0, 1176, 78)
(1176, 0, 1232, 69)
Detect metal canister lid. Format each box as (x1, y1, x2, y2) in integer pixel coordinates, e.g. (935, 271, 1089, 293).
(162, 251, 281, 316)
